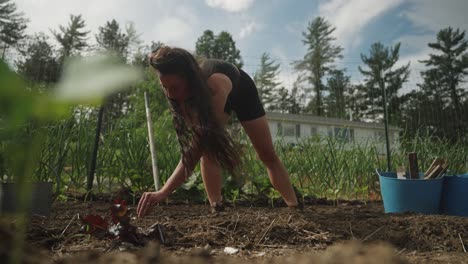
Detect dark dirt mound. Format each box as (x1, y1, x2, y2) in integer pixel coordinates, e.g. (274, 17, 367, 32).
(1, 200, 467, 263)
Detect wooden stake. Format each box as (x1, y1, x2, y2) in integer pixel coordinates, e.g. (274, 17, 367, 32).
(424, 158, 440, 178)
(424, 158, 444, 179)
(440, 161, 448, 177)
(459, 233, 466, 253)
(408, 152, 419, 179)
(424, 159, 448, 179)
(426, 165, 442, 179)
(144, 91, 160, 191)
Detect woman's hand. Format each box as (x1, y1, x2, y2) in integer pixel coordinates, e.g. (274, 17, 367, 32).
(137, 190, 167, 218)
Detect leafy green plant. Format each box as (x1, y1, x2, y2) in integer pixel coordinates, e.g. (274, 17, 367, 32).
(397, 131, 467, 174)
(267, 188, 281, 208)
(64, 107, 96, 192)
(95, 128, 119, 193)
(0, 53, 142, 264)
(230, 188, 240, 207)
(35, 117, 75, 194)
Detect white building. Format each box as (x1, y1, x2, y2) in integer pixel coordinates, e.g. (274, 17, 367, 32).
(265, 112, 401, 152)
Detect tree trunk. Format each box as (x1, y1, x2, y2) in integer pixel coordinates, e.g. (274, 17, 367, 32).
(315, 80, 323, 116)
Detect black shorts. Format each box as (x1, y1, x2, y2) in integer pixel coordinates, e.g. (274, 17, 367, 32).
(223, 69, 266, 122)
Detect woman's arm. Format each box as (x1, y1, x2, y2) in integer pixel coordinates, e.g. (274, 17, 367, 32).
(137, 156, 198, 217)
(159, 159, 192, 196)
(138, 74, 232, 217)
(137, 130, 204, 217)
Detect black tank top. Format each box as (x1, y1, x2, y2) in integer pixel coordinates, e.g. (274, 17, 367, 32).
(200, 59, 265, 120)
(200, 59, 240, 90)
(200, 59, 241, 114)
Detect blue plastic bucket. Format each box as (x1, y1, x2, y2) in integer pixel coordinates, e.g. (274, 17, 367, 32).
(441, 174, 468, 217)
(377, 171, 444, 214)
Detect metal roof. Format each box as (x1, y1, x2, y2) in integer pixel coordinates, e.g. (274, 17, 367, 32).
(265, 112, 401, 131)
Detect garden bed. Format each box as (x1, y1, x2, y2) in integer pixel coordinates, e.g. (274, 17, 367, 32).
(1, 198, 468, 263)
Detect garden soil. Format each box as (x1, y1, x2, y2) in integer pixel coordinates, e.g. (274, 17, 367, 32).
(1, 199, 468, 263)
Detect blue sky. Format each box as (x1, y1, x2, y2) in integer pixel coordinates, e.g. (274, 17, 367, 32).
(15, 0, 468, 91)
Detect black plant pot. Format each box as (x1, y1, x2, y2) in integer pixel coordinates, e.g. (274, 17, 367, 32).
(0, 182, 53, 216)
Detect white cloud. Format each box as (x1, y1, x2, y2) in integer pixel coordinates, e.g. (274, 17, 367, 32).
(284, 21, 303, 36)
(148, 5, 200, 47)
(394, 34, 435, 93)
(397, 49, 428, 72)
(319, 0, 404, 50)
(205, 0, 255, 12)
(12, 0, 468, 85)
(396, 34, 434, 52)
(14, 0, 200, 49)
(152, 17, 192, 45)
(239, 21, 259, 39)
(396, 50, 429, 94)
(16, 0, 96, 35)
(270, 47, 298, 91)
(402, 0, 468, 32)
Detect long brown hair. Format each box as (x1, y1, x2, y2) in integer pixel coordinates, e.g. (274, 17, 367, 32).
(149, 46, 241, 175)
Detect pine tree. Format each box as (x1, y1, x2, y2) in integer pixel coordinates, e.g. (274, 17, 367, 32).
(195, 30, 243, 68)
(326, 69, 350, 119)
(417, 27, 468, 140)
(294, 17, 343, 116)
(16, 33, 60, 84)
(52, 14, 89, 59)
(253, 53, 281, 110)
(195, 30, 215, 58)
(0, 0, 28, 60)
(347, 84, 368, 121)
(358, 42, 410, 124)
(124, 22, 143, 62)
(419, 27, 468, 120)
(95, 20, 141, 128)
(276, 86, 302, 114)
(96, 19, 130, 59)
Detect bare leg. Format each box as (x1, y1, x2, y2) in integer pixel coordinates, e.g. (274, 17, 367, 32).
(200, 154, 223, 206)
(240, 116, 298, 207)
(199, 112, 231, 207)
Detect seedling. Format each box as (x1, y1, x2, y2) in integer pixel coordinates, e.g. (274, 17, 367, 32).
(80, 200, 165, 246)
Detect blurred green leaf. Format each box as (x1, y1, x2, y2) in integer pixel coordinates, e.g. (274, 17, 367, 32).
(0, 61, 33, 133)
(55, 53, 143, 102)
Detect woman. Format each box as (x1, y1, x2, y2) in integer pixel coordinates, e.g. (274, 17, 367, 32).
(137, 46, 298, 218)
